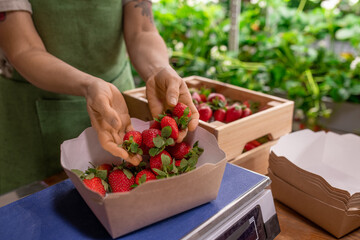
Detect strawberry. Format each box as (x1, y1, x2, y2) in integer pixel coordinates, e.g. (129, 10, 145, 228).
(175, 160, 182, 167)
(243, 100, 250, 108)
(199, 94, 207, 102)
(167, 142, 191, 160)
(198, 103, 212, 122)
(150, 150, 173, 174)
(140, 143, 150, 155)
(96, 163, 113, 177)
(160, 116, 179, 140)
(122, 131, 143, 155)
(244, 142, 257, 152)
(150, 120, 161, 130)
(135, 169, 156, 185)
(108, 169, 135, 192)
(214, 108, 226, 122)
(225, 103, 243, 123)
(249, 140, 261, 147)
(83, 177, 107, 197)
(241, 107, 252, 118)
(172, 103, 192, 130)
(191, 92, 202, 105)
(142, 129, 162, 148)
(207, 93, 227, 109)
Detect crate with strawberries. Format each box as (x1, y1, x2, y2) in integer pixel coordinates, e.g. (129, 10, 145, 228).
(123, 76, 294, 173)
(72, 103, 204, 196)
(190, 87, 260, 123)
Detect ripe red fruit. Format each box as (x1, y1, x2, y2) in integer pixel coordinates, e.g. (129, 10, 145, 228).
(225, 104, 243, 123)
(167, 142, 191, 160)
(135, 169, 156, 185)
(207, 93, 227, 105)
(242, 107, 252, 118)
(173, 102, 192, 118)
(199, 94, 207, 102)
(214, 109, 226, 122)
(83, 177, 106, 197)
(161, 116, 179, 140)
(198, 104, 213, 122)
(243, 100, 250, 108)
(97, 163, 113, 177)
(191, 92, 202, 105)
(142, 129, 162, 148)
(123, 131, 142, 145)
(140, 143, 150, 155)
(175, 160, 181, 167)
(150, 150, 173, 174)
(108, 169, 135, 192)
(249, 140, 261, 147)
(244, 142, 257, 152)
(150, 120, 161, 130)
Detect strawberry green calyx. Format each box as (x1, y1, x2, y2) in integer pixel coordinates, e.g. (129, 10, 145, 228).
(175, 107, 192, 130)
(149, 126, 175, 157)
(122, 136, 143, 155)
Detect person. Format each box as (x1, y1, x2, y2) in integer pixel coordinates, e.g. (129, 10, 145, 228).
(0, 0, 199, 195)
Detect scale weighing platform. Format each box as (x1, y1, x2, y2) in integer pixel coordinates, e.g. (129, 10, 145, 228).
(0, 163, 280, 240)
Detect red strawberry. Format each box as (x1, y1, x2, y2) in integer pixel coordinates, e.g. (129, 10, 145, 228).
(175, 160, 181, 167)
(199, 94, 207, 102)
(207, 93, 227, 106)
(150, 120, 161, 130)
(225, 104, 243, 123)
(142, 129, 162, 148)
(214, 109, 226, 122)
(191, 92, 202, 105)
(83, 177, 106, 197)
(108, 169, 135, 192)
(244, 142, 257, 152)
(243, 100, 250, 108)
(135, 169, 156, 185)
(161, 116, 179, 140)
(140, 143, 150, 155)
(242, 107, 252, 118)
(198, 104, 213, 122)
(167, 142, 191, 160)
(122, 131, 143, 155)
(96, 163, 113, 177)
(249, 140, 261, 147)
(173, 102, 192, 118)
(150, 150, 173, 174)
(172, 103, 192, 130)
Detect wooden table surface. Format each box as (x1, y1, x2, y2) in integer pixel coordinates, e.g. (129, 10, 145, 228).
(274, 200, 360, 240)
(44, 172, 359, 240)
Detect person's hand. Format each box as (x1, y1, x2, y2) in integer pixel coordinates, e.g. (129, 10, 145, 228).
(146, 66, 199, 142)
(85, 78, 142, 166)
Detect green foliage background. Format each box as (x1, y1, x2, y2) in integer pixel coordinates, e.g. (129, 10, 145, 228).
(135, 0, 360, 124)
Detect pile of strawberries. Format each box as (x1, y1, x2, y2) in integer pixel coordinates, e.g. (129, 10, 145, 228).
(190, 87, 259, 123)
(72, 103, 204, 197)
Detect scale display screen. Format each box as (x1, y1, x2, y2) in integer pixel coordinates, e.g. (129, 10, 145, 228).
(215, 205, 266, 240)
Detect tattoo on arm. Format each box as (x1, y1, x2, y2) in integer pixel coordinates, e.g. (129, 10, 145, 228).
(133, 0, 153, 24)
(0, 12, 6, 22)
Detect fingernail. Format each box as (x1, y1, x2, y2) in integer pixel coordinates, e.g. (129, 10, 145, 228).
(170, 97, 177, 106)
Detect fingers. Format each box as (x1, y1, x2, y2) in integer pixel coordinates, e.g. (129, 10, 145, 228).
(124, 154, 142, 166)
(176, 128, 188, 143)
(146, 79, 165, 118)
(166, 79, 180, 107)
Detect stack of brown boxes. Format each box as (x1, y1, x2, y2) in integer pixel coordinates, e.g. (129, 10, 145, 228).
(268, 129, 360, 238)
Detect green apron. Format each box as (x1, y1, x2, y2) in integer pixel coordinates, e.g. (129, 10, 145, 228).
(0, 0, 134, 194)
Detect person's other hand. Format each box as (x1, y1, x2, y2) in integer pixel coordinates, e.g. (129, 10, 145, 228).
(146, 66, 199, 142)
(85, 79, 142, 166)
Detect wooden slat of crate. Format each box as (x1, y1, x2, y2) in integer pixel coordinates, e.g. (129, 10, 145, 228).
(229, 139, 278, 175)
(123, 76, 294, 161)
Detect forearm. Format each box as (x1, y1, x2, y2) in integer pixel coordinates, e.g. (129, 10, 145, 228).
(10, 48, 97, 97)
(126, 31, 170, 81)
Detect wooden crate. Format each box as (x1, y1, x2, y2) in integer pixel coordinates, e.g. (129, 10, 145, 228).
(229, 139, 278, 175)
(123, 76, 294, 165)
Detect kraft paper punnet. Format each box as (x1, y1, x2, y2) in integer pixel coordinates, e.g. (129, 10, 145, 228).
(269, 129, 360, 238)
(61, 118, 227, 239)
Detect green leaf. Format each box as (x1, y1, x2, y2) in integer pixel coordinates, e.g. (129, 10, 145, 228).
(161, 154, 171, 167)
(101, 179, 109, 192)
(188, 156, 198, 168)
(180, 159, 188, 168)
(149, 147, 164, 157)
(123, 169, 133, 179)
(183, 107, 189, 117)
(152, 168, 167, 177)
(71, 169, 84, 178)
(139, 174, 147, 184)
(95, 170, 107, 180)
(166, 138, 175, 146)
(335, 28, 355, 40)
(85, 173, 95, 179)
(153, 135, 165, 148)
(137, 148, 143, 155)
(161, 126, 172, 138)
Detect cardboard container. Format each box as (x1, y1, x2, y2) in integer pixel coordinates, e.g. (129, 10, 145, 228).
(60, 118, 227, 239)
(123, 76, 294, 170)
(268, 129, 360, 238)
